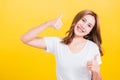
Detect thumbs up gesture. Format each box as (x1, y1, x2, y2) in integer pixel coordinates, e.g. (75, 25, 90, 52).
(47, 14, 63, 30)
(87, 54, 100, 73)
(53, 14, 63, 30)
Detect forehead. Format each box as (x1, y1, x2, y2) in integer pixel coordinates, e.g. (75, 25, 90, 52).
(83, 15, 95, 25)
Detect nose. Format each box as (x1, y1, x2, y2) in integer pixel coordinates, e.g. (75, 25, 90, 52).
(80, 24, 85, 30)
(79, 23, 87, 32)
(81, 22, 87, 29)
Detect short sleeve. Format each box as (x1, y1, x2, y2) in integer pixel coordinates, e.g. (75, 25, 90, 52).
(93, 45, 102, 65)
(88, 41, 102, 65)
(43, 37, 59, 54)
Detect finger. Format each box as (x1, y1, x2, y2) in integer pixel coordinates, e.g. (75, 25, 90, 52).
(58, 14, 63, 19)
(56, 14, 63, 23)
(87, 61, 92, 66)
(87, 66, 92, 69)
(87, 65, 92, 71)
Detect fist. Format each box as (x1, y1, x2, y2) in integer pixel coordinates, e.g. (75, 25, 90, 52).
(53, 14, 63, 30)
(87, 54, 100, 73)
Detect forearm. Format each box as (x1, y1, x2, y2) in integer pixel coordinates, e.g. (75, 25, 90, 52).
(91, 71, 102, 80)
(21, 21, 50, 42)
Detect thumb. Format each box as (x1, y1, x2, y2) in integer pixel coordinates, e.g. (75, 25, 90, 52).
(58, 14, 63, 19)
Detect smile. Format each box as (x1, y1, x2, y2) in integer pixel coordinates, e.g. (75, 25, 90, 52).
(77, 26, 84, 33)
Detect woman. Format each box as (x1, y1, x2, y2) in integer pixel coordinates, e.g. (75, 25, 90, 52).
(21, 9, 103, 80)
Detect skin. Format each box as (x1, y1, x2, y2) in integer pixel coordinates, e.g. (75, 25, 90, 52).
(68, 15, 95, 53)
(74, 15, 95, 37)
(21, 14, 102, 80)
(72, 15, 102, 80)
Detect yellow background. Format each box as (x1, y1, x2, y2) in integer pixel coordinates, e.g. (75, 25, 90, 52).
(0, 0, 120, 80)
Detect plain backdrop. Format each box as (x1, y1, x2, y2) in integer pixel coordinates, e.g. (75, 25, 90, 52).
(0, 0, 120, 80)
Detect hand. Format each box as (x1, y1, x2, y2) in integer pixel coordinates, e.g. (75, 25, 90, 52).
(87, 54, 100, 73)
(54, 14, 63, 30)
(47, 14, 63, 30)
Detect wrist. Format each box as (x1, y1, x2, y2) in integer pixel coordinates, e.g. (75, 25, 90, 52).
(92, 71, 101, 77)
(92, 69, 100, 74)
(91, 71, 102, 80)
(44, 21, 51, 27)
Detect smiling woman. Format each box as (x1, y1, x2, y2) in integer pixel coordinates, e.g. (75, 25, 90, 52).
(21, 9, 103, 80)
(74, 15, 95, 38)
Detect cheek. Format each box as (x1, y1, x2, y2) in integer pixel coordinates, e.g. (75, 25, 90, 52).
(74, 25, 77, 30)
(86, 28, 93, 34)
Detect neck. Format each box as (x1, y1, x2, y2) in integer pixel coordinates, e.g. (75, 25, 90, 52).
(72, 36, 87, 44)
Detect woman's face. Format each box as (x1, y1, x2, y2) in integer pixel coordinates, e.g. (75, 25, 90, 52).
(74, 14, 95, 37)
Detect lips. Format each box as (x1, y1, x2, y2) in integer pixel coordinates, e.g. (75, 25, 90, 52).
(77, 26, 84, 33)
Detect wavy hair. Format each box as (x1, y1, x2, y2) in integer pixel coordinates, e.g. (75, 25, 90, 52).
(61, 10, 103, 56)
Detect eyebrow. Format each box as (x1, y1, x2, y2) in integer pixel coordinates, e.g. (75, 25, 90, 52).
(83, 18, 87, 21)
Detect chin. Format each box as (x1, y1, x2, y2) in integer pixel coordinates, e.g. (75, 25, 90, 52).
(74, 31, 85, 37)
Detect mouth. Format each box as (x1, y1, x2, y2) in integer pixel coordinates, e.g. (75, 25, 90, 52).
(77, 26, 84, 33)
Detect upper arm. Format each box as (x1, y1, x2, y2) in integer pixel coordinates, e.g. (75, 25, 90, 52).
(22, 37, 46, 49)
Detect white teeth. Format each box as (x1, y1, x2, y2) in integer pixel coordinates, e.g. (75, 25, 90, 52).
(77, 26, 84, 32)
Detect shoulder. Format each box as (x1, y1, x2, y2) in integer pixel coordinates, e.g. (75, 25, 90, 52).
(87, 40, 99, 49)
(87, 40, 101, 55)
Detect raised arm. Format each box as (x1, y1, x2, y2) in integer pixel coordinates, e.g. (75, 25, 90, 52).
(20, 15, 63, 49)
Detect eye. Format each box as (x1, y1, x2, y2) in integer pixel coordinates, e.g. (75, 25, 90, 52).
(88, 23, 93, 28)
(88, 24, 91, 28)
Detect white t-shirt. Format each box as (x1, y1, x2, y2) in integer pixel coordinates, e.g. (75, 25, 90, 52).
(43, 37, 102, 80)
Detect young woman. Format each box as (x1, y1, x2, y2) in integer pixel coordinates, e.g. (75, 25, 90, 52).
(21, 9, 103, 80)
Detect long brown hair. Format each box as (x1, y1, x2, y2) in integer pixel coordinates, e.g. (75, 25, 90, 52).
(61, 10, 103, 56)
